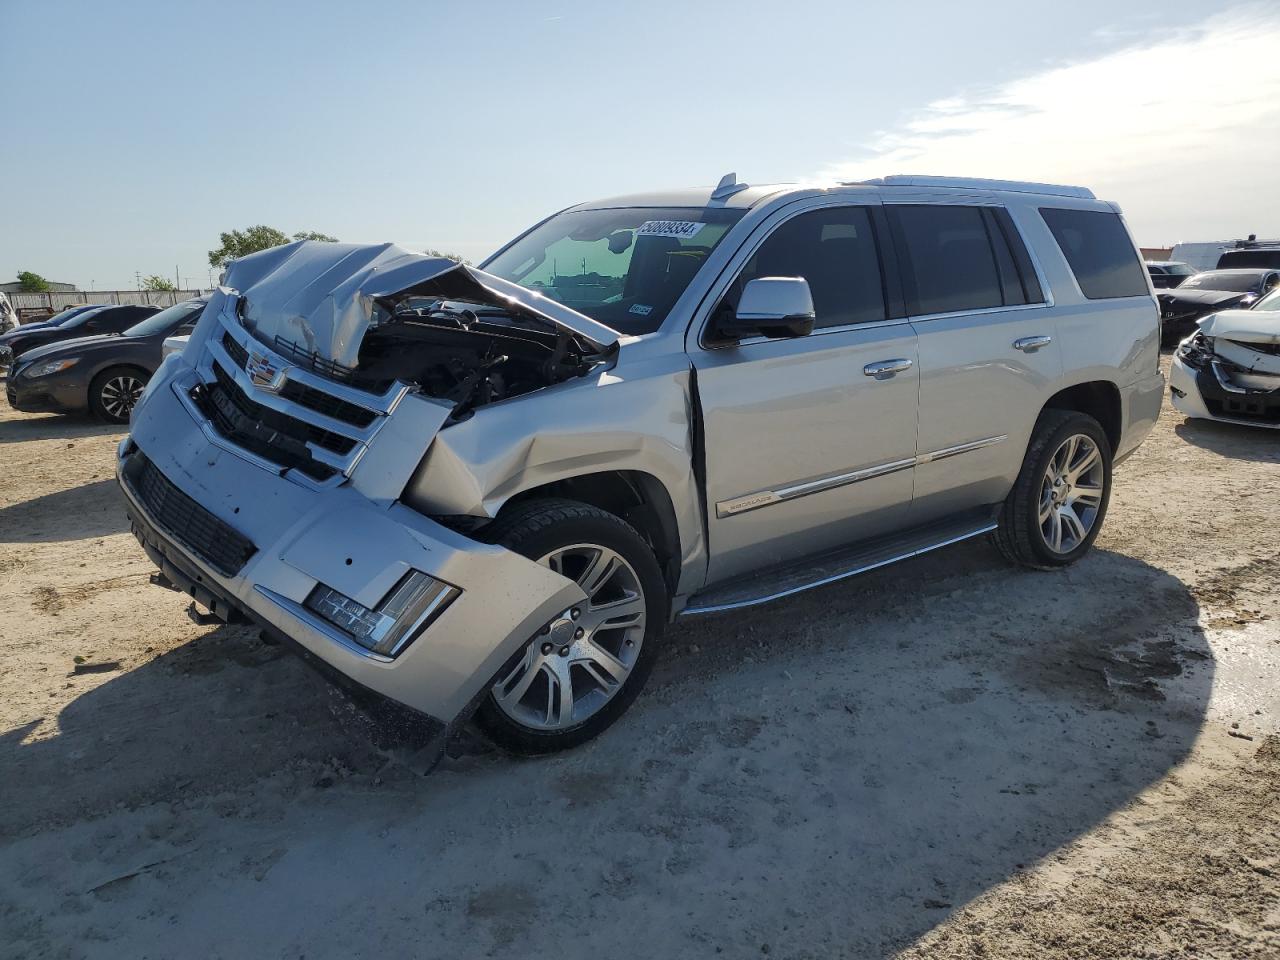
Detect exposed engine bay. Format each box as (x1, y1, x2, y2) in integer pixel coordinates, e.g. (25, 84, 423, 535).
(216, 240, 620, 421)
(359, 296, 611, 420)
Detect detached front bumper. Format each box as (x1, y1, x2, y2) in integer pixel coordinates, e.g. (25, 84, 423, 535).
(118, 364, 587, 731)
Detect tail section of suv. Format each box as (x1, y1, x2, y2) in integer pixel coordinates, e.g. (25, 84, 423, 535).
(119, 175, 1163, 762)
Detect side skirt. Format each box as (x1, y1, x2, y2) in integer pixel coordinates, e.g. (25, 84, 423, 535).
(681, 508, 998, 616)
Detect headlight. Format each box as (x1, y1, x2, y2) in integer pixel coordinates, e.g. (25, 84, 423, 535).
(21, 357, 79, 379)
(1177, 332, 1214, 369)
(305, 570, 459, 657)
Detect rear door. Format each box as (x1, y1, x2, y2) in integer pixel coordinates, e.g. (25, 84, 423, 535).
(689, 194, 921, 585)
(885, 195, 1062, 522)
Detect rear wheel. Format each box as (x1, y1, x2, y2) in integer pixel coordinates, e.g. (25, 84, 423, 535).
(90, 367, 148, 423)
(993, 409, 1112, 570)
(474, 499, 667, 755)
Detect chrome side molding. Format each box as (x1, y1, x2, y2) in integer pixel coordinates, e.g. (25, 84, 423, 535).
(717, 457, 915, 518)
(716, 436, 1007, 518)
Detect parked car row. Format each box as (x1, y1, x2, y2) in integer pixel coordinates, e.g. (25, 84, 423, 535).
(3, 298, 206, 422)
(1157, 268, 1280, 345)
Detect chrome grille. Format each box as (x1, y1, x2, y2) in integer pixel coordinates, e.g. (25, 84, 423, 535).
(192, 307, 406, 486)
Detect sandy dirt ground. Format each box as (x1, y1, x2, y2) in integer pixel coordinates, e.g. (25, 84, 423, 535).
(1, 359, 1278, 959)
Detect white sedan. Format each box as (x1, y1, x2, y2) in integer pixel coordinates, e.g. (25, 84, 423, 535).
(1169, 286, 1280, 429)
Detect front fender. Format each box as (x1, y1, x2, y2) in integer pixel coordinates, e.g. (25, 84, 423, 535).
(402, 354, 706, 596)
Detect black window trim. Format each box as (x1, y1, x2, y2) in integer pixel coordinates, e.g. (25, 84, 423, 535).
(696, 198, 909, 351)
(884, 202, 1051, 322)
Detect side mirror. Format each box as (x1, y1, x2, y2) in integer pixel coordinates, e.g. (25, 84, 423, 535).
(720, 277, 815, 340)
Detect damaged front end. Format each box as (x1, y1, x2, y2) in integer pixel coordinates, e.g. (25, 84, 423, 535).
(1171, 311, 1280, 427)
(224, 240, 619, 422)
(118, 241, 626, 754)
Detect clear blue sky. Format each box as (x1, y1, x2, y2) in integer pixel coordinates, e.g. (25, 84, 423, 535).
(2, 0, 1277, 290)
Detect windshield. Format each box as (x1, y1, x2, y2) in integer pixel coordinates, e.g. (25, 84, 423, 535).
(1252, 287, 1280, 312)
(1168, 263, 1195, 275)
(483, 207, 745, 335)
(1180, 271, 1263, 293)
(44, 305, 97, 326)
(60, 306, 110, 328)
(124, 300, 205, 338)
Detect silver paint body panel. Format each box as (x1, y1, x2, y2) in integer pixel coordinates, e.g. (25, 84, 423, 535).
(125, 178, 1162, 725)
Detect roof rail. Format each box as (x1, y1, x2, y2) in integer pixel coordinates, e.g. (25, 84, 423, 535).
(853, 175, 1095, 200)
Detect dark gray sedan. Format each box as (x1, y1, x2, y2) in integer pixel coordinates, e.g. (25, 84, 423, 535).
(6, 298, 207, 422)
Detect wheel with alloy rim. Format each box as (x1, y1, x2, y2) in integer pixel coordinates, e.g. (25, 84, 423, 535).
(475, 499, 666, 754)
(90, 367, 148, 423)
(1039, 433, 1105, 554)
(993, 409, 1113, 570)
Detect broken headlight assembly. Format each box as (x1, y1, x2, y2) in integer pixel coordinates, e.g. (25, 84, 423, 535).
(1177, 331, 1214, 370)
(305, 571, 459, 657)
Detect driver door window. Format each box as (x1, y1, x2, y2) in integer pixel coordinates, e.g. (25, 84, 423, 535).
(722, 207, 888, 329)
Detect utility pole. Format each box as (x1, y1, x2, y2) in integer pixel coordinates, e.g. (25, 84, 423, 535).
(175, 265, 180, 292)
(135, 271, 142, 291)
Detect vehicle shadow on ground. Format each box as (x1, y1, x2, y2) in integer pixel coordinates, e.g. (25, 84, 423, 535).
(1174, 418, 1280, 462)
(0, 412, 119, 445)
(0, 621, 379, 839)
(2, 541, 1215, 957)
(0, 478, 129, 542)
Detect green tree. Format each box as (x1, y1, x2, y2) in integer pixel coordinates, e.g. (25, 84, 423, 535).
(424, 248, 471, 264)
(293, 230, 339, 243)
(141, 275, 177, 291)
(207, 226, 339, 268)
(16, 271, 50, 292)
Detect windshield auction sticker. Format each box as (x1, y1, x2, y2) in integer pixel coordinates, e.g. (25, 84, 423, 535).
(636, 220, 706, 240)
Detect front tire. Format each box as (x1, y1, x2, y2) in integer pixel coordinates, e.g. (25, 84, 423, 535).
(993, 409, 1112, 570)
(474, 498, 667, 755)
(90, 367, 148, 423)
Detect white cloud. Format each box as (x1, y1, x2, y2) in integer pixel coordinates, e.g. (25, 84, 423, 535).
(818, 5, 1280, 245)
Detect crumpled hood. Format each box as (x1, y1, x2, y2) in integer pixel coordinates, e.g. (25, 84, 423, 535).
(222, 240, 619, 368)
(1198, 308, 1280, 343)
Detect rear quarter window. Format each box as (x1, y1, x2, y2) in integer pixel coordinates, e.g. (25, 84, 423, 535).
(1040, 208, 1149, 299)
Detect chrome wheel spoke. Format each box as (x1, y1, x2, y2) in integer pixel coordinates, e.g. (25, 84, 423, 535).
(587, 592, 646, 630)
(1038, 490, 1055, 524)
(1059, 506, 1087, 548)
(1070, 483, 1103, 508)
(547, 664, 574, 726)
(577, 548, 621, 599)
(1067, 443, 1100, 484)
(495, 647, 540, 705)
(1047, 511, 1064, 551)
(578, 640, 629, 685)
(1056, 435, 1078, 474)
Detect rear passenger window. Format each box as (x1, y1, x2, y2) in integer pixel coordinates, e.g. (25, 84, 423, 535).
(1040, 208, 1149, 299)
(891, 205, 1004, 315)
(729, 206, 887, 329)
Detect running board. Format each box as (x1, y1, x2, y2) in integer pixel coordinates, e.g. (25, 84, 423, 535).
(681, 512, 998, 616)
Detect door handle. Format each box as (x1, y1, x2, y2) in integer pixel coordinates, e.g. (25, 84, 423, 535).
(1013, 335, 1053, 353)
(863, 358, 913, 378)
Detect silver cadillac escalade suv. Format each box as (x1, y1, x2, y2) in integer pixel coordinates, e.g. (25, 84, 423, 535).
(119, 175, 1164, 761)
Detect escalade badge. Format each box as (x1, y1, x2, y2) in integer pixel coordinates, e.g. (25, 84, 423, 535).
(246, 350, 289, 393)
